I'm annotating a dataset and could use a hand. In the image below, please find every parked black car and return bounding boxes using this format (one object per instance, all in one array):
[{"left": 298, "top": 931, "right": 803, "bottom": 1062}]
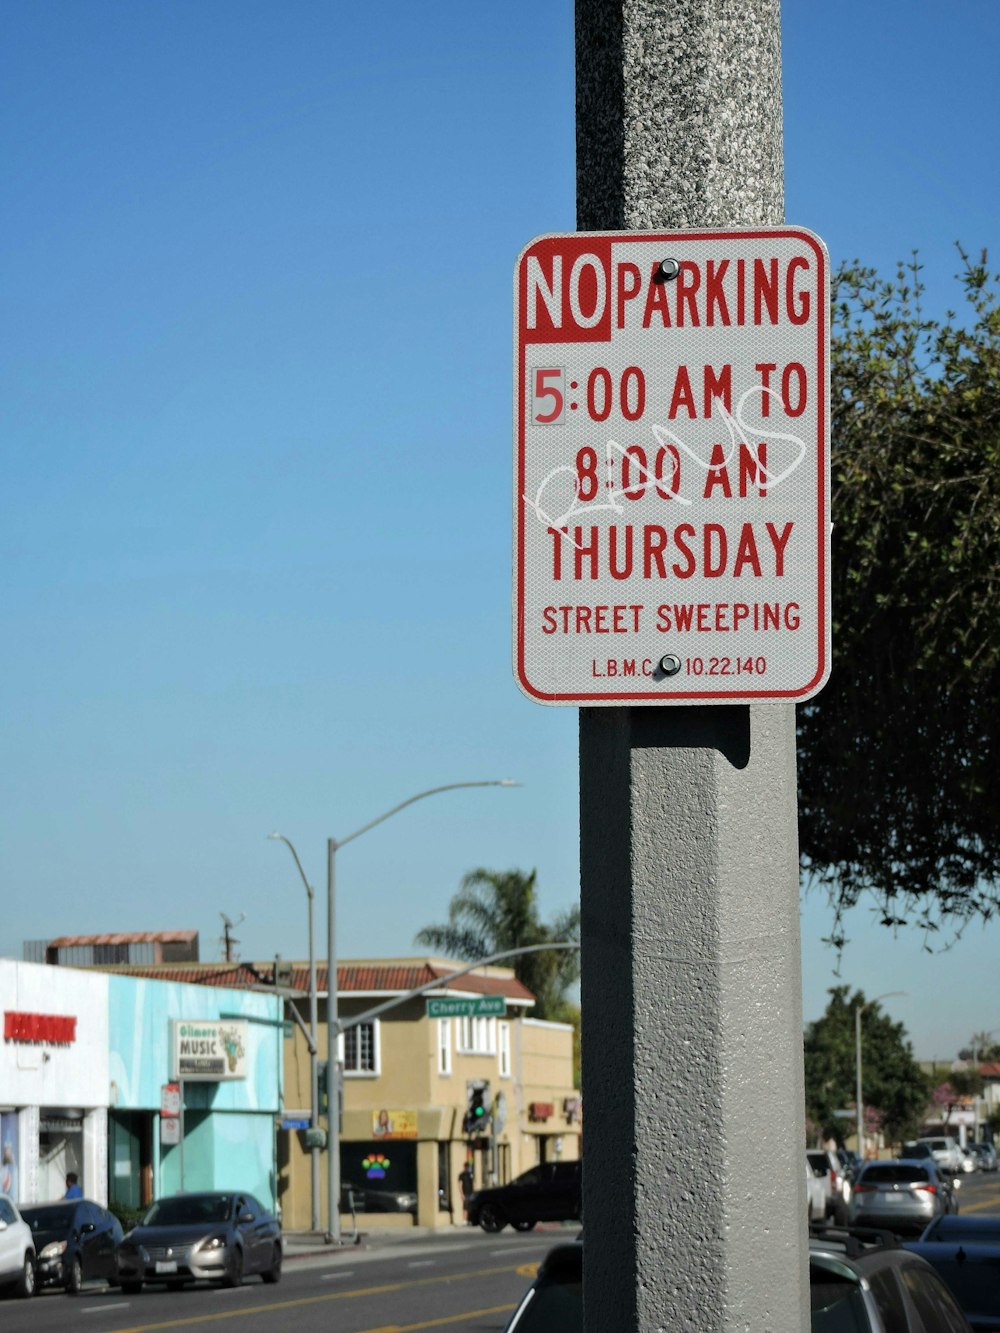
[
  {"left": 341, "top": 1182, "right": 417, "bottom": 1215},
  {"left": 503, "top": 1240, "right": 582, "bottom": 1331},
  {"left": 468, "top": 1161, "right": 581, "bottom": 1233},
  {"left": 19, "top": 1200, "right": 123, "bottom": 1294},
  {"left": 116, "top": 1191, "right": 281, "bottom": 1292}
]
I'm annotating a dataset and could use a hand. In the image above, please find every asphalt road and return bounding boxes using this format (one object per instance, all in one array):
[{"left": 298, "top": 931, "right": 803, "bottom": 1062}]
[
  {"left": 0, "top": 1228, "right": 557, "bottom": 1333},
  {"left": 4, "top": 1178, "right": 999, "bottom": 1333}
]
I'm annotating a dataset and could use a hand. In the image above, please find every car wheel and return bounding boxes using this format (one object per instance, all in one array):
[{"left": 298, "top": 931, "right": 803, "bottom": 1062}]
[
  {"left": 261, "top": 1243, "right": 282, "bottom": 1284},
  {"left": 121, "top": 1280, "right": 143, "bottom": 1295},
  {"left": 66, "top": 1254, "right": 83, "bottom": 1295},
  {"left": 512, "top": 1220, "right": 536, "bottom": 1232},
  {"left": 222, "top": 1247, "right": 244, "bottom": 1288},
  {"left": 478, "top": 1204, "right": 506, "bottom": 1234},
  {"left": 15, "top": 1254, "right": 36, "bottom": 1299}
]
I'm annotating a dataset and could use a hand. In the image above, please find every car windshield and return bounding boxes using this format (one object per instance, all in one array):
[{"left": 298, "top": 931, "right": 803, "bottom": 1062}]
[
  {"left": 507, "top": 1273, "right": 582, "bottom": 1332},
  {"left": 859, "top": 1164, "right": 930, "bottom": 1184},
  {"left": 142, "top": 1196, "right": 232, "bottom": 1226},
  {"left": 21, "top": 1204, "right": 76, "bottom": 1231},
  {"left": 810, "top": 1270, "right": 870, "bottom": 1333}
]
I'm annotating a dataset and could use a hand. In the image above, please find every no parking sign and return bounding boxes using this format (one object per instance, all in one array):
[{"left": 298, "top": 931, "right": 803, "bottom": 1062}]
[{"left": 513, "top": 227, "right": 830, "bottom": 705}]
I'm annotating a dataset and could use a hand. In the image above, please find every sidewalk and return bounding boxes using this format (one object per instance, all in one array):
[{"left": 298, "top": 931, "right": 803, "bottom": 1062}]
[
  {"left": 282, "top": 1221, "right": 570, "bottom": 1261},
  {"left": 282, "top": 1224, "right": 470, "bottom": 1260}
]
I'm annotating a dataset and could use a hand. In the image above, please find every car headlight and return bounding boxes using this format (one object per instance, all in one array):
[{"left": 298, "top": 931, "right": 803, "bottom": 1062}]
[
  {"left": 198, "top": 1235, "right": 228, "bottom": 1251},
  {"left": 39, "top": 1241, "right": 67, "bottom": 1261}
]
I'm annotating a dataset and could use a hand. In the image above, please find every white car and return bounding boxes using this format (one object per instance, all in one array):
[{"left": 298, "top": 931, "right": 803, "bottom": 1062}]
[
  {"left": 806, "top": 1160, "right": 827, "bottom": 1222},
  {"left": 0, "top": 1194, "right": 36, "bottom": 1298},
  {"left": 916, "top": 1136, "right": 964, "bottom": 1174}
]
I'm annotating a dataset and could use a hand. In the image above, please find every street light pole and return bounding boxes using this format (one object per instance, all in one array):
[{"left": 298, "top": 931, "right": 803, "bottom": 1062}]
[
  {"left": 324, "top": 779, "right": 517, "bottom": 1244},
  {"left": 855, "top": 991, "right": 907, "bottom": 1161},
  {"left": 268, "top": 833, "right": 321, "bottom": 1233}
]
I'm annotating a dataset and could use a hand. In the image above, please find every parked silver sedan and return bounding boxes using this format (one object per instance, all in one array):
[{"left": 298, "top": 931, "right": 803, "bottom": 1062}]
[
  {"left": 117, "top": 1192, "right": 281, "bottom": 1292},
  {"left": 848, "top": 1160, "right": 957, "bottom": 1237}
]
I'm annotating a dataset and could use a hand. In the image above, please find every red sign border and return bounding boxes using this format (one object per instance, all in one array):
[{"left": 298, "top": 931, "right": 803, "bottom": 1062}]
[{"left": 513, "top": 226, "right": 830, "bottom": 705}]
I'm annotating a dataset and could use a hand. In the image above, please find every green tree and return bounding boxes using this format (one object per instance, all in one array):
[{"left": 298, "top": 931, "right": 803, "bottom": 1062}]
[
  {"left": 959, "top": 1032, "right": 1000, "bottom": 1063},
  {"left": 804, "top": 987, "right": 929, "bottom": 1144},
  {"left": 414, "top": 867, "right": 580, "bottom": 1020},
  {"left": 797, "top": 252, "right": 1000, "bottom": 939}
]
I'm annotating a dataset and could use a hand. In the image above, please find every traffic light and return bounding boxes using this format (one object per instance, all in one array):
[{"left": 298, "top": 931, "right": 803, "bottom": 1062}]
[{"left": 464, "top": 1080, "right": 491, "bottom": 1135}]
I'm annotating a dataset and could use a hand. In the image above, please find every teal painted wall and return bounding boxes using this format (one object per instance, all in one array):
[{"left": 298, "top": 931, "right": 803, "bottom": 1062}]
[{"left": 107, "top": 976, "right": 282, "bottom": 1209}]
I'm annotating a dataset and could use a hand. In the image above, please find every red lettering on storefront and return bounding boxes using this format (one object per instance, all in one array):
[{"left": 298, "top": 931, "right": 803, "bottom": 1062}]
[{"left": 3, "top": 1011, "right": 77, "bottom": 1044}]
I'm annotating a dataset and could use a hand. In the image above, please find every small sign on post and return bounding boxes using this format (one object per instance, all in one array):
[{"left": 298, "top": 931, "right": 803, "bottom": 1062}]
[
  {"left": 514, "top": 228, "right": 830, "bottom": 705},
  {"left": 160, "top": 1082, "right": 181, "bottom": 1118}
]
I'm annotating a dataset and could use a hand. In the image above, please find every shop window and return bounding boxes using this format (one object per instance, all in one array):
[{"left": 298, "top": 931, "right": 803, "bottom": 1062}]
[
  {"left": 438, "top": 1019, "right": 452, "bottom": 1076},
  {"left": 340, "top": 1138, "right": 416, "bottom": 1211},
  {"left": 339, "top": 1021, "right": 379, "bottom": 1076}
]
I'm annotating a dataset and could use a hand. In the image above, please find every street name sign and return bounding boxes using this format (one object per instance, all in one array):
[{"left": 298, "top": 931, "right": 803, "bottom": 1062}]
[
  {"left": 426, "top": 996, "right": 507, "bottom": 1018},
  {"left": 513, "top": 227, "right": 830, "bottom": 704}
]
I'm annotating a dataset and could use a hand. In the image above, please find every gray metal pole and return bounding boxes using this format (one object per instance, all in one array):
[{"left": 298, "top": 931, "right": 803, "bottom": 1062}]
[
  {"left": 308, "top": 887, "right": 320, "bottom": 1232},
  {"left": 856, "top": 1003, "right": 864, "bottom": 1161},
  {"left": 268, "top": 832, "right": 322, "bottom": 1232},
  {"left": 326, "top": 835, "right": 341, "bottom": 1244},
  {"left": 576, "top": 3, "right": 809, "bottom": 1329}
]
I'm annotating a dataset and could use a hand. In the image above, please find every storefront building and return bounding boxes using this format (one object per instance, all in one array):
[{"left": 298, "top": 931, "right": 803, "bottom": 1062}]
[
  {"left": 1, "top": 960, "right": 110, "bottom": 1205},
  {"left": 279, "top": 958, "right": 582, "bottom": 1231},
  {"left": 107, "top": 975, "right": 282, "bottom": 1214},
  {"left": 1, "top": 959, "right": 282, "bottom": 1213}
]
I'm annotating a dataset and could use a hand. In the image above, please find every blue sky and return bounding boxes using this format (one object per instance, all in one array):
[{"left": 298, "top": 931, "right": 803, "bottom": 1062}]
[{"left": 2, "top": 0, "right": 997, "bottom": 1060}]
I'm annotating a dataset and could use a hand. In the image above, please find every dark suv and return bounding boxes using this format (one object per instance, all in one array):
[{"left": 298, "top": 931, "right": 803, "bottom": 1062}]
[{"left": 468, "top": 1161, "right": 581, "bottom": 1233}]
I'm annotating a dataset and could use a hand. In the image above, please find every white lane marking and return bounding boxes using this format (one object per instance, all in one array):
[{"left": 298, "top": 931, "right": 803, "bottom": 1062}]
[
  {"left": 83, "top": 1304, "right": 131, "bottom": 1313},
  {"left": 408, "top": 1260, "right": 436, "bottom": 1268},
  {"left": 321, "top": 1271, "right": 356, "bottom": 1280}
]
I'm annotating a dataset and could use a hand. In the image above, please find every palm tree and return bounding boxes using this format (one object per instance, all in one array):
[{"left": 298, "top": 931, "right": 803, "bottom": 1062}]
[{"left": 414, "top": 868, "right": 579, "bottom": 1019}]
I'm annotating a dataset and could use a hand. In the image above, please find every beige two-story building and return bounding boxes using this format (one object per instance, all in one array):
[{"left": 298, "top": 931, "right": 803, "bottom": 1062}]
[{"left": 278, "top": 957, "right": 581, "bottom": 1230}]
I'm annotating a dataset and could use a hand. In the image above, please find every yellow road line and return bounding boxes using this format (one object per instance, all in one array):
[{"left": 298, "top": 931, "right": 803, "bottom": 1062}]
[
  {"left": 958, "top": 1193, "right": 1000, "bottom": 1215},
  {"left": 354, "top": 1308, "right": 515, "bottom": 1332},
  {"left": 107, "top": 1263, "right": 526, "bottom": 1333}
]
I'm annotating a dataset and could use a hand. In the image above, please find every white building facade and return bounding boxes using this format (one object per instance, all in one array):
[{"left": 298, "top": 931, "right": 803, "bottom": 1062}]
[{"left": 1, "top": 960, "right": 110, "bottom": 1205}]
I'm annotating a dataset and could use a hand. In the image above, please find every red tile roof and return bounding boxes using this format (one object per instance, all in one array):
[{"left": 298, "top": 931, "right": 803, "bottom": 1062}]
[
  {"left": 86, "top": 958, "right": 536, "bottom": 1003},
  {"left": 980, "top": 1062, "right": 1000, "bottom": 1079},
  {"left": 48, "top": 931, "right": 198, "bottom": 947}
]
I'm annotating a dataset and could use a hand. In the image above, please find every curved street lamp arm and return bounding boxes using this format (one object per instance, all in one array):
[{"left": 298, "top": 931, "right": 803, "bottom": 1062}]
[
  {"left": 268, "top": 832, "right": 315, "bottom": 901},
  {"left": 333, "top": 780, "right": 518, "bottom": 851}
]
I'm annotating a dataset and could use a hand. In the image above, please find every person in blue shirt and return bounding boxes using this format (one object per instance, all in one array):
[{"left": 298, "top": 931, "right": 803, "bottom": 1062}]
[{"left": 64, "top": 1172, "right": 83, "bottom": 1199}]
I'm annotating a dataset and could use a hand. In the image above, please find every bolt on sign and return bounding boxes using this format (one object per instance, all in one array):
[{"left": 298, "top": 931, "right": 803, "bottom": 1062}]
[{"left": 513, "top": 228, "right": 831, "bottom": 704}]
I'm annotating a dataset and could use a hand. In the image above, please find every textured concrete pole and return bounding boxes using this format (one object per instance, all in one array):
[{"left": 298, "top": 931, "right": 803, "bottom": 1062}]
[{"left": 576, "top": 3, "right": 810, "bottom": 1329}]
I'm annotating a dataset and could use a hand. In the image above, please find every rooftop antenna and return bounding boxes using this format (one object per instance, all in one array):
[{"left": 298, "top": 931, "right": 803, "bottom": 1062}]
[{"left": 219, "top": 913, "right": 245, "bottom": 963}]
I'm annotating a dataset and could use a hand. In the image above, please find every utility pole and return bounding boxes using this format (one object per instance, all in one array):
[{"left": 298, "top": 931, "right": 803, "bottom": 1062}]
[{"left": 575, "top": 3, "right": 809, "bottom": 1328}]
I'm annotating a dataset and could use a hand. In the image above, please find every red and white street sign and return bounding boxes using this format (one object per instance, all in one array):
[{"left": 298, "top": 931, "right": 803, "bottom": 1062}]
[{"left": 513, "top": 227, "right": 831, "bottom": 705}]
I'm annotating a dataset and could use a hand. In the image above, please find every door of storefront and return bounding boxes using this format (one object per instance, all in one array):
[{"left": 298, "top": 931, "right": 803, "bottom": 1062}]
[
  {"left": 109, "top": 1112, "right": 154, "bottom": 1212},
  {"left": 38, "top": 1109, "right": 83, "bottom": 1202}
]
